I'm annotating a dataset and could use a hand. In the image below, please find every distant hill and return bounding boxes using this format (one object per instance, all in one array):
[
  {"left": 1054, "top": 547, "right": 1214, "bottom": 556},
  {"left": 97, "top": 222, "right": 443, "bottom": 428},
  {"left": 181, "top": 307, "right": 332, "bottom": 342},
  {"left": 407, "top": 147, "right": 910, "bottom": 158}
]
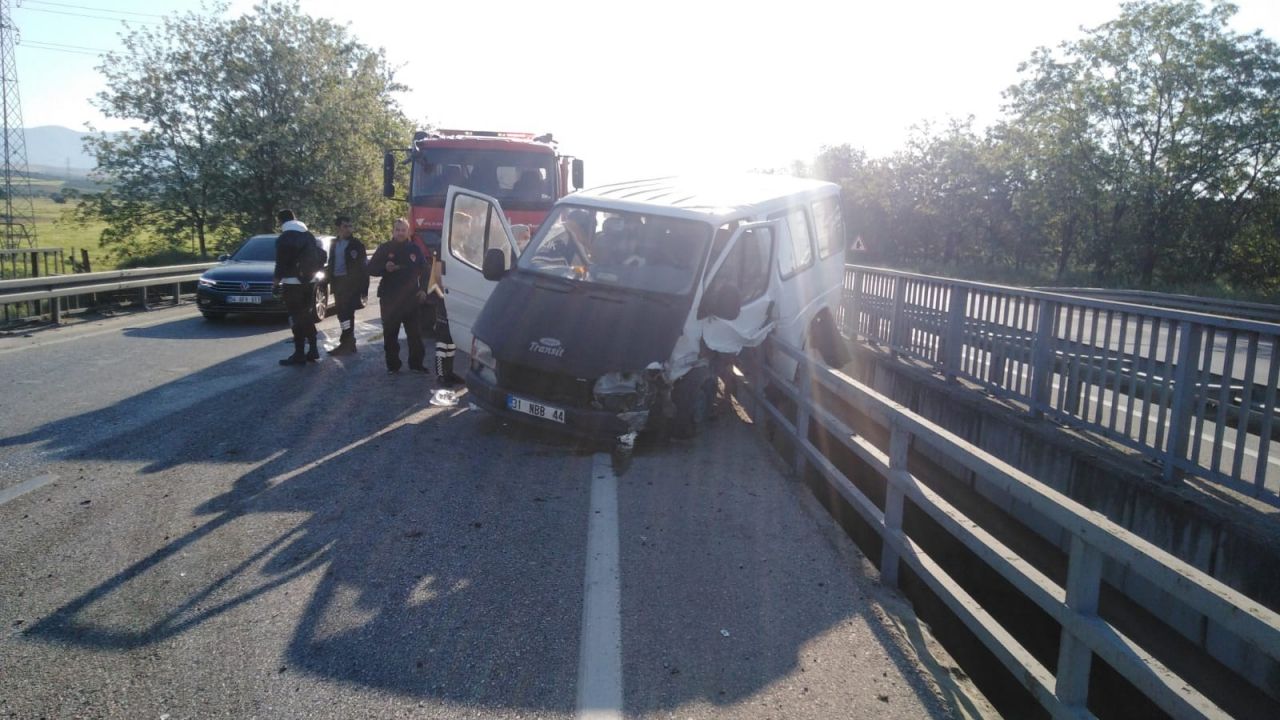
[{"left": 22, "top": 125, "right": 103, "bottom": 171}]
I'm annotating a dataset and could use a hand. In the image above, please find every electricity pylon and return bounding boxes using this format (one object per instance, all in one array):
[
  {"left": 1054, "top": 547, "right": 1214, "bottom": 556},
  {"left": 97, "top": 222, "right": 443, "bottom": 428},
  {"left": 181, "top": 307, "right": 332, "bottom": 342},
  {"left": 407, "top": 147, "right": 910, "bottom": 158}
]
[{"left": 0, "top": 0, "right": 37, "bottom": 249}]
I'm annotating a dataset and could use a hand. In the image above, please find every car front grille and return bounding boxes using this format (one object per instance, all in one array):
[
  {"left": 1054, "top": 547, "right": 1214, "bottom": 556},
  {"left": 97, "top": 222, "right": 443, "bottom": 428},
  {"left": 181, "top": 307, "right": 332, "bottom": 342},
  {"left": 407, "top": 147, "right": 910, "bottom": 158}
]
[
  {"left": 498, "top": 361, "right": 593, "bottom": 408},
  {"left": 212, "top": 280, "right": 274, "bottom": 292}
]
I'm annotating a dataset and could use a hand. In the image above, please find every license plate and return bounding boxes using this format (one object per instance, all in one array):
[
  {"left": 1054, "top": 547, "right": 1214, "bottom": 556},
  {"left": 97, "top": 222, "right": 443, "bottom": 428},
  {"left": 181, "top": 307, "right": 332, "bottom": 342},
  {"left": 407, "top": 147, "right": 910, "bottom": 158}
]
[
  {"left": 507, "top": 394, "right": 565, "bottom": 424},
  {"left": 227, "top": 295, "right": 262, "bottom": 304}
]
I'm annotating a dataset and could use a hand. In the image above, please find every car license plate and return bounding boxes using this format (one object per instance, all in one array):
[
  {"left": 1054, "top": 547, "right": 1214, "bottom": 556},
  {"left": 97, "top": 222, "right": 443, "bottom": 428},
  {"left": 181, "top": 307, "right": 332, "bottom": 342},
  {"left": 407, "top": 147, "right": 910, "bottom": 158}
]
[
  {"left": 227, "top": 295, "right": 262, "bottom": 304},
  {"left": 507, "top": 394, "right": 565, "bottom": 424}
]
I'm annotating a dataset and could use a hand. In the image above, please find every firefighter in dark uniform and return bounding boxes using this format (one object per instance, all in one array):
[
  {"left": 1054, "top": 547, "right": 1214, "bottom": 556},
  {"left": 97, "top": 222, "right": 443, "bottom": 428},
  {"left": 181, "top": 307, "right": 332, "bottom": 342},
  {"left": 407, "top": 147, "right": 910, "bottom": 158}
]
[
  {"left": 325, "top": 215, "right": 368, "bottom": 355},
  {"left": 367, "top": 218, "right": 426, "bottom": 374}
]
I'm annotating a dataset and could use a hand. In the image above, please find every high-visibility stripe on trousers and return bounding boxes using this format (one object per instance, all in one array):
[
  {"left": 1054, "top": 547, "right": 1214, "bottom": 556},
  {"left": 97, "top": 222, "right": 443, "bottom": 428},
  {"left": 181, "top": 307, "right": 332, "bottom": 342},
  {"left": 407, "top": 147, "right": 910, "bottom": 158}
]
[{"left": 435, "top": 342, "right": 456, "bottom": 358}]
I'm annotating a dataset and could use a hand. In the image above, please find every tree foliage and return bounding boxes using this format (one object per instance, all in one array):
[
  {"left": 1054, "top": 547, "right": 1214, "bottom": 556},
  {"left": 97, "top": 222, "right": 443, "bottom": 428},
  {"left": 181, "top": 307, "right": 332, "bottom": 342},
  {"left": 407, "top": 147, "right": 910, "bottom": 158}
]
[
  {"left": 814, "top": 0, "right": 1280, "bottom": 294},
  {"left": 80, "top": 1, "right": 412, "bottom": 259}
]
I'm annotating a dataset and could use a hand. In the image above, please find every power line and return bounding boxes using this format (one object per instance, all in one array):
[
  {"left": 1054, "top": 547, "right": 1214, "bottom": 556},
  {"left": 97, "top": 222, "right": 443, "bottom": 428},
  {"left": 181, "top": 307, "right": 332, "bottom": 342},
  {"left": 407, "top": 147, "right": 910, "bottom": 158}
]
[
  {"left": 20, "top": 0, "right": 164, "bottom": 19},
  {"left": 22, "top": 38, "right": 110, "bottom": 52},
  {"left": 19, "top": 41, "right": 101, "bottom": 55},
  {"left": 14, "top": 4, "right": 157, "bottom": 25}
]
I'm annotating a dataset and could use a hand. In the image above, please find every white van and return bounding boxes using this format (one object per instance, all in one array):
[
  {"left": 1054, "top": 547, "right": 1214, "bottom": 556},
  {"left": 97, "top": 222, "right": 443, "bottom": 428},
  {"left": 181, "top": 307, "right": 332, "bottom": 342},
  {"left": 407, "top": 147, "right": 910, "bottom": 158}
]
[{"left": 441, "top": 174, "right": 849, "bottom": 442}]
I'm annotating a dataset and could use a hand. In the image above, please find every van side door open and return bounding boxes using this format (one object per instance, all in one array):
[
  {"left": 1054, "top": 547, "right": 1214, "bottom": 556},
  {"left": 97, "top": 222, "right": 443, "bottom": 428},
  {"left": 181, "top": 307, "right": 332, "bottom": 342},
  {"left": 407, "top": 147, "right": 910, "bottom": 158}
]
[
  {"left": 442, "top": 186, "right": 518, "bottom": 355},
  {"left": 700, "top": 221, "right": 777, "bottom": 353}
]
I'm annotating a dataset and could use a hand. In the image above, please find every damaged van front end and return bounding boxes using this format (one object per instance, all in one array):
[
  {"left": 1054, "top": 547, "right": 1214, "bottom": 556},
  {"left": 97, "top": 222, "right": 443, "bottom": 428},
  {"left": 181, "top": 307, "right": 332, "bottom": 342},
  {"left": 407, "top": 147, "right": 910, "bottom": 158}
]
[
  {"left": 464, "top": 264, "right": 708, "bottom": 445},
  {"left": 447, "top": 175, "right": 843, "bottom": 446}
]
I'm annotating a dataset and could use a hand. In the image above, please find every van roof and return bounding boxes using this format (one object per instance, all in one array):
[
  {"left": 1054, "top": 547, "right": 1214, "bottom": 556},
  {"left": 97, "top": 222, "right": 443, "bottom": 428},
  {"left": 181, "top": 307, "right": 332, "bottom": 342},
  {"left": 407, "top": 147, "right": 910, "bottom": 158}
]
[{"left": 567, "top": 174, "right": 839, "bottom": 222}]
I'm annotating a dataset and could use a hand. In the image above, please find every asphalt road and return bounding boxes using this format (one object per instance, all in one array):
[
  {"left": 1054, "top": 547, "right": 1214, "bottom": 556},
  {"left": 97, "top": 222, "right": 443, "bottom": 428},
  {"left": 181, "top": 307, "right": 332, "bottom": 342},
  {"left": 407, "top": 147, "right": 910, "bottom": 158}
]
[{"left": 0, "top": 300, "right": 975, "bottom": 719}]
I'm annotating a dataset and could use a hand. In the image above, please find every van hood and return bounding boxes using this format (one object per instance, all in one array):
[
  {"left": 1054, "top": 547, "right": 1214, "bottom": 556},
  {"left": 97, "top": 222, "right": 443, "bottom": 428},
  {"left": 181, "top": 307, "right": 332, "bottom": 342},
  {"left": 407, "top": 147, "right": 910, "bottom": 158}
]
[{"left": 473, "top": 273, "right": 690, "bottom": 379}]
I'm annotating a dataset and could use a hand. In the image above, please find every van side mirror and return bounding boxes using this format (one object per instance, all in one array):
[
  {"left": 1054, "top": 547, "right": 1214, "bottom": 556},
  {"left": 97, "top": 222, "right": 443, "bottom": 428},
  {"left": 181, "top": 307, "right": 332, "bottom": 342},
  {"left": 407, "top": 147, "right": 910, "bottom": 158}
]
[
  {"left": 572, "top": 159, "right": 584, "bottom": 190},
  {"left": 482, "top": 247, "right": 508, "bottom": 281},
  {"left": 704, "top": 284, "right": 742, "bottom": 321},
  {"left": 382, "top": 152, "right": 396, "bottom": 198},
  {"left": 218, "top": 253, "right": 230, "bottom": 262}
]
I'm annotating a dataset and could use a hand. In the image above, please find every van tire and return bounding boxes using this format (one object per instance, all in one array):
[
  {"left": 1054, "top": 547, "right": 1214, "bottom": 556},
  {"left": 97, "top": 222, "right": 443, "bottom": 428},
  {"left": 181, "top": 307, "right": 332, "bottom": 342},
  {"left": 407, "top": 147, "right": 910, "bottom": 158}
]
[
  {"left": 810, "top": 310, "right": 851, "bottom": 368},
  {"left": 670, "top": 367, "right": 715, "bottom": 439}
]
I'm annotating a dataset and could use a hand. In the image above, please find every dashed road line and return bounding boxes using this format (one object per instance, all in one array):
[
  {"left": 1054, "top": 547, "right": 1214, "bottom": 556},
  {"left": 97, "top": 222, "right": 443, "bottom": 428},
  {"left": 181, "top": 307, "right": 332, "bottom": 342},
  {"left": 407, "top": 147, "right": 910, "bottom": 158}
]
[{"left": 577, "top": 453, "right": 623, "bottom": 720}]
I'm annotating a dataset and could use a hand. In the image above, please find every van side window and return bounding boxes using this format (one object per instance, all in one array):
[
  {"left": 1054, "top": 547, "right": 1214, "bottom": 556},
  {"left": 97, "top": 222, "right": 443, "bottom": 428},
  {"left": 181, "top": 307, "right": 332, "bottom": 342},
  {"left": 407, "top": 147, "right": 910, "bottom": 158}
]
[
  {"left": 450, "top": 194, "right": 510, "bottom": 270},
  {"left": 773, "top": 207, "right": 814, "bottom": 279},
  {"left": 707, "top": 227, "right": 772, "bottom": 306},
  {"left": 811, "top": 196, "right": 844, "bottom": 259},
  {"left": 710, "top": 221, "right": 741, "bottom": 265},
  {"left": 737, "top": 227, "right": 772, "bottom": 301}
]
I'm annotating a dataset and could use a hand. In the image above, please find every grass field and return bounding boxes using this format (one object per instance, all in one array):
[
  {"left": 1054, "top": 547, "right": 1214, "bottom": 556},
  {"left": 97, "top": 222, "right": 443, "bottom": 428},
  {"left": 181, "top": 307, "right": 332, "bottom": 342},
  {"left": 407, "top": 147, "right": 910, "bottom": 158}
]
[{"left": 15, "top": 177, "right": 112, "bottom": 272}]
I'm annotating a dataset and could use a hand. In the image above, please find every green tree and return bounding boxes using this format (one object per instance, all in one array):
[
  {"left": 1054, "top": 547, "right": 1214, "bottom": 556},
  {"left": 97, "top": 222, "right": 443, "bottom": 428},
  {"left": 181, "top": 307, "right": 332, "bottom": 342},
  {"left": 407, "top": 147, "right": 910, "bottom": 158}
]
[
  {"left": 81, "top": 1, "right": 411, "bottom": 259},
  {"left": 1011, "top": 0, "right": 1280, "bottom": 286}
]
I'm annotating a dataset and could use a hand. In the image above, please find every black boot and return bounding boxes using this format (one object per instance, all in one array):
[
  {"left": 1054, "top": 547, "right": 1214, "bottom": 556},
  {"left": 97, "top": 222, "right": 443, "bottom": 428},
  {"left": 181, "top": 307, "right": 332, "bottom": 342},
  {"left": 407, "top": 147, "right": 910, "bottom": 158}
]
[
  {"left": 281, "top": 335, "right": 306, "bottom": 366},
  {"left": 329, "top": 329, "right": 356, "bottom": 355},
  {"left": 306, "top": 337, "right": 320, "bottom": 362},
  {"left": 436, "top": 353, "right": 464, "bottom": 388}
]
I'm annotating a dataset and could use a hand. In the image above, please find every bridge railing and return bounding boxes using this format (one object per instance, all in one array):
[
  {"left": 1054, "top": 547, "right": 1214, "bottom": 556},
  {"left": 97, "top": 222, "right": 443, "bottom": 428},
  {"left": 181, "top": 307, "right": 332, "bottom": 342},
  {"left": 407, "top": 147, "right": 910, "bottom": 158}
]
[
  {"left": 842, "top": 265, "right": 1280, "bottom": 507},
  {"left": 734, "top": 336, "right": 1280, "bottom": 719},
  {"left": 0, "top": 262, "right": 217, "bottom": 323}
]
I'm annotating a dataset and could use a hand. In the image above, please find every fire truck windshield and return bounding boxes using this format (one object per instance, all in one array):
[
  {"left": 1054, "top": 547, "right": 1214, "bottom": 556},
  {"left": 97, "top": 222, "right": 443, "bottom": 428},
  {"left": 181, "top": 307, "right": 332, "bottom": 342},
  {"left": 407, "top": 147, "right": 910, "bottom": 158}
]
[{"left": 410, "top": 149, "right": 557, "bottom": 209}]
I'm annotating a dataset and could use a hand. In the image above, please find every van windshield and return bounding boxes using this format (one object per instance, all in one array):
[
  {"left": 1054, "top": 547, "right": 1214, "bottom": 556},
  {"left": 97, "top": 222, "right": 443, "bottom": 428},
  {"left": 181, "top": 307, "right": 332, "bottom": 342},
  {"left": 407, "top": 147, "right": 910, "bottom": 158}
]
[{"left": 518, "top": 206, "right": 711, "bottom": 296}]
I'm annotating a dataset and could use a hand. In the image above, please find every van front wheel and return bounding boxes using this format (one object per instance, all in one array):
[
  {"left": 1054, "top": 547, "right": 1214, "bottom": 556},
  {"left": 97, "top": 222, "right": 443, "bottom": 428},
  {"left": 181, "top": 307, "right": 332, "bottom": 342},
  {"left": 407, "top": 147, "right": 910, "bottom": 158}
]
[{"left": 670, "top": 368, "right": 715, "bottom": 439}]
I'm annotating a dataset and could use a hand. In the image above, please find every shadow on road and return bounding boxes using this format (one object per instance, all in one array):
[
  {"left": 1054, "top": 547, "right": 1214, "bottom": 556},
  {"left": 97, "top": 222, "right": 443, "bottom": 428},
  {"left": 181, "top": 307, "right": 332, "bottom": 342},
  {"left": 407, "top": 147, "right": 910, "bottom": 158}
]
[
  {"left": 122, "top": 312, "right": 288, "bottom": 340},
  {"left": 10, "top": 335, "right": 948, "bottom": 716}
]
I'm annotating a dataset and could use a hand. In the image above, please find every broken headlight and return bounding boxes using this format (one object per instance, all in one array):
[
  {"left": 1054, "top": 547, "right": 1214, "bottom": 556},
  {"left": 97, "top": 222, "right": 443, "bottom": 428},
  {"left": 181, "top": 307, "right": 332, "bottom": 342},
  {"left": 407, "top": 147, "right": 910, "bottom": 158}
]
[
  {"left": 471, "top": 337, "right": 497, "bottom": 385},
  {"left": 592, "top": 371, "right": 651, "bottom": 413}
]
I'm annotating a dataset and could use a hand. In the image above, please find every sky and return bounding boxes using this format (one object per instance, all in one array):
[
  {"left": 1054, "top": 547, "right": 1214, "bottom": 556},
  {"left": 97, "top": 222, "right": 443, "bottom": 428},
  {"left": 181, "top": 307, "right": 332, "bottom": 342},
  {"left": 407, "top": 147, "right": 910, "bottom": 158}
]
[{"left": 12, "top": 0, "right": 1280, "bottom": 186}]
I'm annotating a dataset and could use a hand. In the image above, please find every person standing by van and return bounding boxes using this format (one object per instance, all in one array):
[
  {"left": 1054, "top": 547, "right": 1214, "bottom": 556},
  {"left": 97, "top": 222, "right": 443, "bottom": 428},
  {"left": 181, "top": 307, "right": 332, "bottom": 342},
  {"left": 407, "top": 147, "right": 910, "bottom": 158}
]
[
  {"left": 367, "top": 218, "right": 426, "bottom": 374},
  {"left": 326, "top": 216, "right": 368, "bottom": 356},
  {"left": 416, "top": 211, "right": 466, "bottom": 388},
  {"left": 273, "top": 209, "right": 325, "bottom": 366}
]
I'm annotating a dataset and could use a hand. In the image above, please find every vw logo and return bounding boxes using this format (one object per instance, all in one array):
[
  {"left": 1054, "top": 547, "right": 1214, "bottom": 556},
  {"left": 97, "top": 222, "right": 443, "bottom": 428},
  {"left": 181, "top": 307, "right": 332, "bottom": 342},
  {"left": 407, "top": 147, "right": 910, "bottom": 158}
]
[{"left": 239, "top": 281, "right": 250, "bottom": 291}]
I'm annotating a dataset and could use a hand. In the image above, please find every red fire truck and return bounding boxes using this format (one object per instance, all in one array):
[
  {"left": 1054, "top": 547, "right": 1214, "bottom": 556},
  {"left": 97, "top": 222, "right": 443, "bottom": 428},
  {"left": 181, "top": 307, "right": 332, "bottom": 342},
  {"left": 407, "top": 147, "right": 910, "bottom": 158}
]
[{"left": 383, "top": 129, "right": 584, "bottom": 247}]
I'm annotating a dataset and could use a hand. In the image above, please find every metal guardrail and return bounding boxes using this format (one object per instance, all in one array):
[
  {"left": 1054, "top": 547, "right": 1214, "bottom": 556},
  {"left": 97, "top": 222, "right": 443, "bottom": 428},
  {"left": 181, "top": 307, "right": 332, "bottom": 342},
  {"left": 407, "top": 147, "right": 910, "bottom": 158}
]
[
  {"left": 1039, "top": 287, "right": 1280, "bottom": 324},
  {"left": 734, "top": 336, "right": 1280, "bottom": 719},
  {"left": 842, "top": 265, "right": 1280, "bottom": 507},
  {"left": 0, "top": 262, "right": 217, "bottom": 323}
]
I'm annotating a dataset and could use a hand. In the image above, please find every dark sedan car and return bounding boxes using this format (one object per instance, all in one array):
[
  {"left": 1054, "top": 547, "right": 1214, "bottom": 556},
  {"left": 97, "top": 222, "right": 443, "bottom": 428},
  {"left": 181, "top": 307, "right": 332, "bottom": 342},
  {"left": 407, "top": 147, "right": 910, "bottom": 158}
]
[{"left": 195, "top": 233, "right": 336, "bottom": 321}]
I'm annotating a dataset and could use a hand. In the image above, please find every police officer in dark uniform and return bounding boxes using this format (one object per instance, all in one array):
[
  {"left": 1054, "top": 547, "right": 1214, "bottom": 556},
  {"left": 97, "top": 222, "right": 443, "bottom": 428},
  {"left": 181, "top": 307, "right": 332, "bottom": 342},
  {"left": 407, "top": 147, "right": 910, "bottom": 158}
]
[
  {"left": 272, "top": 209, "right": 326, "bottom": 366},
  {"left": 326, "top": 215, "right": 368, "bottom": 355},
  {"left": 367, "top": 217, "right": 426, "bottom": 374}
]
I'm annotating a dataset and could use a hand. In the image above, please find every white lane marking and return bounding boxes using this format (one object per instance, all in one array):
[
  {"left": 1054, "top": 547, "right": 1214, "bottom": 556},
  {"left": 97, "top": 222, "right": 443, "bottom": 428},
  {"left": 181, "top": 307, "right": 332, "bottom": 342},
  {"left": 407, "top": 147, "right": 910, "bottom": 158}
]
[
  {"left": 0, "top": 473, "right": 59, "bottom": 507},
  {"left": 577, "top": 454, "right": 623, "bottom": 720},
  {"left": 0, "top": 309, "right": 199, "bottom": 356}
]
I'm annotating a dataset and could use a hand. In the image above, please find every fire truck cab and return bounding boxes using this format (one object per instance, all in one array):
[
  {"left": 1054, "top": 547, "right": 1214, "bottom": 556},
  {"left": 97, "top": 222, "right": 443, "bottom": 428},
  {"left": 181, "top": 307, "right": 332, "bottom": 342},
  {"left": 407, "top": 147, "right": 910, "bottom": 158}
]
[{"left": 383, "top": 129, "right": 584, "bottom": 249}]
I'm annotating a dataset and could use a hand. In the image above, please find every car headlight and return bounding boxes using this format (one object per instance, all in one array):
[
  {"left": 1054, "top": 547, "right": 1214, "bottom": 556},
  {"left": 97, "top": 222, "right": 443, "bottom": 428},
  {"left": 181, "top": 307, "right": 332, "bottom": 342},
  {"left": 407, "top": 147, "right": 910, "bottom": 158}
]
[
  {"left": 470, "top": 338, "right": 497, "bottom": 385},
  {"left": 471, "top": 337, "right": 496, "bottom": 371},
  {"left": 593, "top": 371, "right": 650, "bottom": 412},
  {"left": 197, "top": 277, "right": 218, "bottom": 288}
]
